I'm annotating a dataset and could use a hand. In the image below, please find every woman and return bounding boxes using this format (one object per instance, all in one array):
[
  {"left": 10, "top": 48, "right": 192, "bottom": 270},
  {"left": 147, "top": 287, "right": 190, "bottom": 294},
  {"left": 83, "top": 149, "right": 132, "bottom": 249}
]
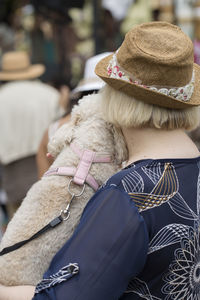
[{"left": 1, "top": 21, "right": 200, "bottom": 299}]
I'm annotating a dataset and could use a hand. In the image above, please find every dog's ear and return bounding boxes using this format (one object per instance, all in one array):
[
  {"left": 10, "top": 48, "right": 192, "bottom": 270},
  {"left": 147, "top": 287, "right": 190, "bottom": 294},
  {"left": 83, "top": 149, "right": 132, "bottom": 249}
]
[
  {"left": 70, "top": 94, "right": 101, "bottom": 126},
  {"left": 48, "top": 94, "right": 100, "bottom": 158},
  {"left": 70, "top": 110, "right": 82, "bottom": 127},
  {"left": 47, "top": 120, "right": 74, "bottom": 158},
  {"left": 111, "top": 125, "right": 128, "bottom": 165},
  {"left": 70, "top": 100, "right": 84, "bottom": 127}
]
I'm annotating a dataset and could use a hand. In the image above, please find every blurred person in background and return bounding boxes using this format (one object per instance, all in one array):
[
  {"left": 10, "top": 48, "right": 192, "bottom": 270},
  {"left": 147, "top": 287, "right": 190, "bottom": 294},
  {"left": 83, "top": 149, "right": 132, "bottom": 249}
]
[
  {"left": 0, "top": 164, "right": 7, "bottom": 241},
  {"left": 0, "top": 50, "right": 65, "bottom": 219},
  {"left": 0, "top": 23, "right": 15, "bottom": 55},
  {"left": 30, "top": 0, "right": 85, "bottom": 87},
  {"left": 1, "top": 21, "right": 200, "bottom": 300},
  {"left": 36, "top": 52, "right": 111, "bottom": 178},
  {"left": 101, "top": 0, "right": 134, "bottom": 51}
]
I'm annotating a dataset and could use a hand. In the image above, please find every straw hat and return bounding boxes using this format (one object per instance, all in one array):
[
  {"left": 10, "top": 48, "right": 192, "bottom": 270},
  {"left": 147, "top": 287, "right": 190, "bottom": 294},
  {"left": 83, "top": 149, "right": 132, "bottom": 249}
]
[
  {"left": 95, "top": 22, "right": 200, "bottom": 109},
  {"left": 72, "top": 52, "right": 112, "bottom": 94},
  {"left": 0, "top": 51, "right": 45, "bottom": 81}
]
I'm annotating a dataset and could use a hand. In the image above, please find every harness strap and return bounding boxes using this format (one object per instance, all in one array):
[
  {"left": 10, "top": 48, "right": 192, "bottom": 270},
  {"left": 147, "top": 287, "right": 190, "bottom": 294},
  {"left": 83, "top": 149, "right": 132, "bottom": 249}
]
[
  {"left": 73, "top": 148, "right": 95, "bottom": 186},
  {"left": 44, "top": 167, "right": 99, "bottom": 191},
  {"left": 0, "top": 145, "right": 112, "bottom": 256},
  {"left": 44, "top": 142, "right": 112, "bottom": 191},
  {"left": 70, "top": 142, "right": 112, "bottom": 163}
]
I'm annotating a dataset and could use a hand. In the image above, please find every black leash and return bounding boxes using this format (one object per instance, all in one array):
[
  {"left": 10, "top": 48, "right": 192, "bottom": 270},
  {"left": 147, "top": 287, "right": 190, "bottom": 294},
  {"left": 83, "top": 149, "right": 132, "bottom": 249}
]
[
  {"left": 0, "top": 180, "right": 85, "bottom": 257},
  {"left": 0, "top": 215, "right": 63, "bottom": 256}
]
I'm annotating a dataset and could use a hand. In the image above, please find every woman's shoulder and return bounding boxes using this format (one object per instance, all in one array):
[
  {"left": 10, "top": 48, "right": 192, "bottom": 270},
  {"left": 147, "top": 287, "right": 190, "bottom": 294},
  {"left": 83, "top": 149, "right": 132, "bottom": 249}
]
[
  {"left": 102, "top": 156, "right": 200, "bottom": 203},
  {"left": 101, "top": 159, "right": 156, "bottom": 193}
]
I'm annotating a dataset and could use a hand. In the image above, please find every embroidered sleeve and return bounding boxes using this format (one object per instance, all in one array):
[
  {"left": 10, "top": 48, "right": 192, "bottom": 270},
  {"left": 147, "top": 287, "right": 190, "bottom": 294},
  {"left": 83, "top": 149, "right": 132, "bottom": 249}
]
[
  {"left": 35, "top": 263, "right": 79, "bottom": 294},
  {"left": 32, "top": 187, "right": 149, "bottom": 300}
]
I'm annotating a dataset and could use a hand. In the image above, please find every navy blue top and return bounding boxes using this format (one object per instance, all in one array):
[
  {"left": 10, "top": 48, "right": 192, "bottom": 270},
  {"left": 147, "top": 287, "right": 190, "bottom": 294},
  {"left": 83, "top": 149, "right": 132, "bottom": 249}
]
[{"left": 33, "top": 157, "right": 200, "bottom": 299}]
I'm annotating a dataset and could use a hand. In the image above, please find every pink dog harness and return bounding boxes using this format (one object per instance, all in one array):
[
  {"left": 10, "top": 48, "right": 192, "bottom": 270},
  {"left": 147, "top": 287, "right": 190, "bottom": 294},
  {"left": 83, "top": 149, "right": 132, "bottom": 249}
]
[
  {"left": 0, "top": 143, "right": 112, "bottom": 256},
  {"left": 44, "top": 142, "right": 112, "bottom": 191}
]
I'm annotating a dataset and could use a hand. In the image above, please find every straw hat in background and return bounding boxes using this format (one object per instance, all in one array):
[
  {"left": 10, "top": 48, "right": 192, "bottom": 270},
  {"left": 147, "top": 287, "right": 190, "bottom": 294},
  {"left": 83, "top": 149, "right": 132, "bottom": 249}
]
[
  {"left": 95, "top": 22, "right": 200, "bottom": 109},
  {"left": 72, "top": 52, "right": 112, "bottom": 95},
  {"left": 0, "top": 51, "right": 45, "bottom": 81}
]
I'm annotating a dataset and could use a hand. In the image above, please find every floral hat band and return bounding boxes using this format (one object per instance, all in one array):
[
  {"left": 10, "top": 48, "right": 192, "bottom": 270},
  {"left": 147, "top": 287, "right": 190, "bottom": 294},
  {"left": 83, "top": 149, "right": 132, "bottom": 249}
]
[
  {"left": 107, "top": 51, "right": 195, "bottom": 103},
  {"left": 95, "top": 22, "right": 200, "bottom": 109}
]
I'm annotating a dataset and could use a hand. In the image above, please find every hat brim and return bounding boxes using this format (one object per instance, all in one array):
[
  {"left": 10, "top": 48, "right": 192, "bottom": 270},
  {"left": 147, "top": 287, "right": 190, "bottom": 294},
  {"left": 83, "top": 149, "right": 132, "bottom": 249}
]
[
  {"left": 95, "top": 53, "right": 200, "bottom": 109},
  {"left": 0, "top": 64, "right": 45, "bottom": 81}
]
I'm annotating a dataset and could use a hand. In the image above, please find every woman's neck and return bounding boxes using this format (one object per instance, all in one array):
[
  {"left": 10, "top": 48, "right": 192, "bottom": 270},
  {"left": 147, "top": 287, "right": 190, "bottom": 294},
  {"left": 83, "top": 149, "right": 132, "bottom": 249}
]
[{"left": 121, "top": 127, "right": 200, "bottom": 166}]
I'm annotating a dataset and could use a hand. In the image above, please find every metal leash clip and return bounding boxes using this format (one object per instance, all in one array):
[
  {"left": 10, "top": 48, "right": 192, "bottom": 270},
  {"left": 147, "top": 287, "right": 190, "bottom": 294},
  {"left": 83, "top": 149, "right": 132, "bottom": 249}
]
[{"left": 60, "top": 179, "right": 86, "bottom": 221}]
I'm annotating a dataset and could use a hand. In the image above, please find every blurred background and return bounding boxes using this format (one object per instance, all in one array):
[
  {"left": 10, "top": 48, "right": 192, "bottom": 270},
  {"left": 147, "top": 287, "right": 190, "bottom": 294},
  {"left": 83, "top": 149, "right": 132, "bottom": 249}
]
[
  {"left": 1, "top": 0, "right": 200, "bottom": 238},
  {"left": 1, "top": 0, "right": 200, "bottom": 88}
]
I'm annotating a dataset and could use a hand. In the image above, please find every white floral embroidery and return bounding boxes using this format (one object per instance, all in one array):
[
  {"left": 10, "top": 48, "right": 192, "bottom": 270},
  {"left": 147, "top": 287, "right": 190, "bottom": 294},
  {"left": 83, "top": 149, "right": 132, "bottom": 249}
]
[
  {"left": 107, "top": 52, "right": 195, "bottom": 102},
  {"left": 162, "top": 228, "right": 200, "bottom": 299},
  {"left": 168, "top": 192, "right": 198, "bottom": 221},
  {"left": 123, "top": 160, "right": 200, "bottom": 299},
  {"left": 161, "top": 163, "right": 200, "bottom": 299},
  {"left": 148, "top": 223, "right": 190, "bottom": 254},
  {"left": 35, "top": 263, "right": 79, "bottom": 293},
  {"left": 122, "top": 170, "right": 144, "bottom": 193},
  {"left": 142, "top": 162, "right": 163, "bottom": 185},
  {"left": 125, "top": 277, "right": 162, "bottom": 299}
]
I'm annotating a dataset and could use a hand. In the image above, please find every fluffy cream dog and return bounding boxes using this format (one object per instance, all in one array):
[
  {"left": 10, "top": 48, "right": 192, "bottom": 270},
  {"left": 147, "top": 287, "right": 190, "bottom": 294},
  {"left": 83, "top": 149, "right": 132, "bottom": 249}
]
[{"left": 0, "top": 94, "right": 127, "bottom": 286}]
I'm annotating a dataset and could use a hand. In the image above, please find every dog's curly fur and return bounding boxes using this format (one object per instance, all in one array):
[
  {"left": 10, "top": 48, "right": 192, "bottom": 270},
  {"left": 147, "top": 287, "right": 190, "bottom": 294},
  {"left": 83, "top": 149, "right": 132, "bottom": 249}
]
[{"left": 0, "top": 94, "right": 127, "bottom": 286}]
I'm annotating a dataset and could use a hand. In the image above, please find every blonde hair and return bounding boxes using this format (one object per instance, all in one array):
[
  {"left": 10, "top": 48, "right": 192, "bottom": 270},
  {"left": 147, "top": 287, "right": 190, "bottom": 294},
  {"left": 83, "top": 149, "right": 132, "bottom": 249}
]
[{"left": 100, "top": 85, "right": 200, "bottom": 131}]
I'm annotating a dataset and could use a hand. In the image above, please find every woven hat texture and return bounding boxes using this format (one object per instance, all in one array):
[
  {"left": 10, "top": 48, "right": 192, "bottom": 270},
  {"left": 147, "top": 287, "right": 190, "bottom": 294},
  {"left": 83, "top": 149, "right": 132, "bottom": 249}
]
[
  {"left": 0, "top": 51, "right": 45, "bottom": 81},
  {"left": 95, "top": 21, "right": 200, "bottom": 109}
]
